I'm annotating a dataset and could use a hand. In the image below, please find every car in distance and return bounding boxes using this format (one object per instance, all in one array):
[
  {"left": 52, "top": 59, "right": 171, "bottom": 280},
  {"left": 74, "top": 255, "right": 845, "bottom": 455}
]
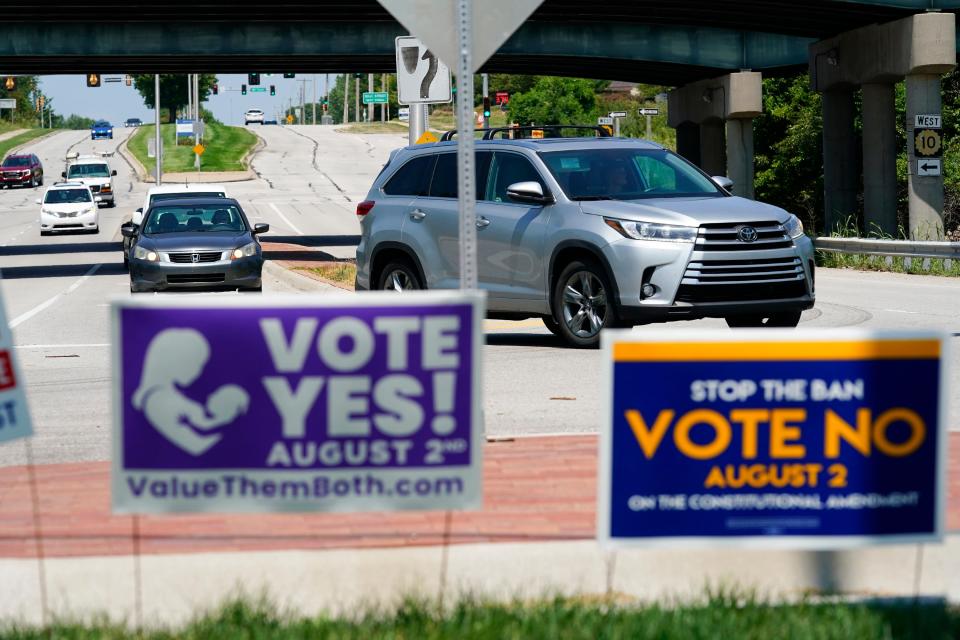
[
  {"left": 37, "top": 182, "right": 101, "bottom": 235},
  {"left": 124, "top": 118, "right": 142, "bottom": 127},
  {"left": 244, "top": 109, "right": 265, "bottom": 125},
  {"left": 354, "top": 129, "right": 815, "bottom": 347},
  {"left": 122, "top": 197, "right": 269, "bottom": 293},
  {"left": 0, "top": 154, "right": 43, "bottom": 188},
  {"left": 62, "top": 155, "right": 117, "bottom": 207},
  {"left": 124, "top": 183, "right": 230, "bottom": 266},
  {"left": 91, "top": 120, "right": 114, "bottom": 140}
]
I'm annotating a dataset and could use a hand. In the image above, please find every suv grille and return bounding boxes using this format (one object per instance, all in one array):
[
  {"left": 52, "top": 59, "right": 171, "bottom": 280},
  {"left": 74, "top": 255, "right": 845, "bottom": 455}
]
[
  {"left": 677, "top": 220, "right": 808, "bottom": 304},
  {"left": 168, "top": 251, "right": 222, "bottom": 263},
  {"left": 695, "top": 221, "right": 792, "bottom": 251}
]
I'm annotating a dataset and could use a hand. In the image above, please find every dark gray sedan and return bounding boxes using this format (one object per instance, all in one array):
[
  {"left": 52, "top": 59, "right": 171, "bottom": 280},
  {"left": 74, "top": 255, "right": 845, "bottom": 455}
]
[{"left": 121, "top": 197, "right": 269, "bottom": 293}]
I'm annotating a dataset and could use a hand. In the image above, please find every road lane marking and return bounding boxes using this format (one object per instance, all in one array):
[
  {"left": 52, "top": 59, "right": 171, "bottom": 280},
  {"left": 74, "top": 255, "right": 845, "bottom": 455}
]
[
  {"left": 268, "top": 202, "right": 304, "bottom": 236},
  {"left": 15, "top": 343, "right": 109, "bottom": 349},
  {"left": 9, "top": 263, "right": 102, "bottom": 328}
]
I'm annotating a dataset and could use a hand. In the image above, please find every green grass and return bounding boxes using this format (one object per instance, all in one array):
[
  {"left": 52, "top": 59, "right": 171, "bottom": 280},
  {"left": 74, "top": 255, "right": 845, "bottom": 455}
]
[
  {"left": 338, "top": 121, "right": 410, "bottom": 134},
  {"left": 0, "top": 128, "right": 54, "bottom": 161},
  {"left": 127, "top": 122, "right": 257, "bottom": 173},
  {"left": 3, "top": 594, "right": 959, "bottom": 639},
  {"left": 815, "top": 215, "right": 960, "bottom": 277}
]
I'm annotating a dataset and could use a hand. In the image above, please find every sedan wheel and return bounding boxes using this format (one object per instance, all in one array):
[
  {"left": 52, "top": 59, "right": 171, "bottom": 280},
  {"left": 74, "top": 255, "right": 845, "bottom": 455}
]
[
  {"left": 552, "top": 260, "right": 615, "bottom": 348},
  {"left": 377, "top": 261, "right": 422, "bottom": 291}
]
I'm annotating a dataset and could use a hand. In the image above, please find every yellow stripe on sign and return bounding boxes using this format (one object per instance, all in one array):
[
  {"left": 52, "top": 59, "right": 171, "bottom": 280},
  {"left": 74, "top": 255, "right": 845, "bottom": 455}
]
[{"left": 613, "top": 340, "right": 941, "bottom": 362}]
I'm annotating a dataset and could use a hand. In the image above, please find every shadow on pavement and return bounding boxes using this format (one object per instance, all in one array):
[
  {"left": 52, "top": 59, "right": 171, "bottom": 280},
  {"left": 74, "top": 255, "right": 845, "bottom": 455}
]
[
  {"left": 262, "top": 234, "right": 360, "bottom": 247},
  {"left": 485, "top": 332, "right": 566, "bottom": 348},
  {"left": 0, "top": 241, "right": 123, "bottom": 256},
  {"left": 0, "top": 262, "right": 126, "bottom": 279},
  {"left": 263, "top": 249, "right": 342, "bottom": 262}
]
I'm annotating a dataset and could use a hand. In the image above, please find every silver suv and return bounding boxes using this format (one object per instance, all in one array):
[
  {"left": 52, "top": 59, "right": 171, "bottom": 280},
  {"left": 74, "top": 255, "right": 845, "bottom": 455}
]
[{"left": 355, "top": 132, "right": 815, "bottom": 347}]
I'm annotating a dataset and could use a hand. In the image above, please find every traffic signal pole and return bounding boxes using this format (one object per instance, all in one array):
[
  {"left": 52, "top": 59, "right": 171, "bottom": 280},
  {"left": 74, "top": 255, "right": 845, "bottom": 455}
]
[
  {"left": 482, "top": 73, "right": 489, "bottom": 129},
  {"left": 154, "top": 74, "right": 162, "bottom": 186}
]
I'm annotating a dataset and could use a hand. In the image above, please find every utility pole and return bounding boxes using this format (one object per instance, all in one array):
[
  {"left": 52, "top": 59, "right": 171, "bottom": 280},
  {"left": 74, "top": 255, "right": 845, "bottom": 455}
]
[
  {"left": 367, "top": 73, "right": 375, "bottom": 123},
  {"left": 186, "top": 74, "right": 192, "bottom": 122},
  {"left": 381, "top": 73, "right": 387, "bottom": 122},
  {"left": 300, "top": 81, "right": 306, "bottom": 126},
  {"left": 343, "top": 73, "right": 349, "bottom": 125},
  {"left": 482, "top": 73, "right": 489, "bottom": 129},
  {"left": 312, "top": 74, "right": 317, "bottom": 125},
  {"left": 354, "top": 74, "right": 360, "bottom": 123},
  {"left": 155, "top": 74, "right": 162, "bottom": 186}
]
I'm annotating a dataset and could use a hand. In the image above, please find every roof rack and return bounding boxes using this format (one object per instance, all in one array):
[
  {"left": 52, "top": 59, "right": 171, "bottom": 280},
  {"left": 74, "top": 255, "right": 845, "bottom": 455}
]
[{"left": 439, "top": 125, "right": 613, "bottom": 142}]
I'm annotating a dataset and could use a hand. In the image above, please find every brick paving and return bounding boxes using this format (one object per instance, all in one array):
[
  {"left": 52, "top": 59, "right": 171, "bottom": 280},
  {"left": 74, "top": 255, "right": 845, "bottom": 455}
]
[{"left": 0, "top": 434, "right": 955, "bottom": 559}]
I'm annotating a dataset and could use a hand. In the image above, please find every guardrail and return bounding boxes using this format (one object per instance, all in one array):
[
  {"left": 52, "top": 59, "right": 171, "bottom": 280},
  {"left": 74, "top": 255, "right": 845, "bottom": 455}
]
[{"left": 815, "top": 237, "right": 960, "bottom": 260}]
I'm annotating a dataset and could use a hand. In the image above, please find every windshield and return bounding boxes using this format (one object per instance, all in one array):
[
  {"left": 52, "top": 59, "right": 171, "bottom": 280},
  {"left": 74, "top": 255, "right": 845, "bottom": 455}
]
[
  {"left": 93, "top": 122, "right": 111, "bottom": 128},
  {"left": 44, "top": 189, "right": 91, "bottom": 204},
  {"left": 540, "top": 148, "right": 723, "bottom": 201},
  {"left": 2, "top": 157, "right": 30, "bottom": 167},
  {"left": 149, "top": 192, "right": 226, "bottom": 206},
  {"left": 144, "top": 204, "right": 247, "bottom": 234},
  {"left": 67, "top": 164, "right": 110, "bottom": 178}
]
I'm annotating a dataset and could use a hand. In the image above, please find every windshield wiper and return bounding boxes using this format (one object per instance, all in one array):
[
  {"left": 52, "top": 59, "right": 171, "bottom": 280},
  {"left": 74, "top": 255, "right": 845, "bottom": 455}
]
[{"left": 571, "top": 195, "right": 614, "bottom": 201}]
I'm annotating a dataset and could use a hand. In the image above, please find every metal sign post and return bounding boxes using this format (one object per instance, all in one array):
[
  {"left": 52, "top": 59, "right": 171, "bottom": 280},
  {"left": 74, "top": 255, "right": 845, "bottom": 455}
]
[{"left": 456, "top": 0, "right": 477, "bottom": 290}]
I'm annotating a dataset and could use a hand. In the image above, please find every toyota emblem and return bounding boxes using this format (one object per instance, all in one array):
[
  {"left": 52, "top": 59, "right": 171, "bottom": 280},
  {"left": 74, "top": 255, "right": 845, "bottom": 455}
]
[
  {"left": 191, "top": 253, "right": 200, "bottom": 263},
  {"left": 737, "top": 226, "right": 759, "bottom": 243}
]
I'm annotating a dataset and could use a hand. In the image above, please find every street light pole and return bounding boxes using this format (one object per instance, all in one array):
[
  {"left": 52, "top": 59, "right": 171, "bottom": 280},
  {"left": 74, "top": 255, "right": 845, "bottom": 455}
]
[
  {"left": 367, "top": 73, "right": 374, "bottom": 123},
  {"left": 154, "top": 74, "right": 162, "bottom": 186},
  {"left": 343, "top": 73, "right": 349, "bottom": 125},
  {"left": 354, "top": 75, "right": 360, "bottom": 123},
  {"left": 312, "top": 74, "right": 317, "bottom": 125}
]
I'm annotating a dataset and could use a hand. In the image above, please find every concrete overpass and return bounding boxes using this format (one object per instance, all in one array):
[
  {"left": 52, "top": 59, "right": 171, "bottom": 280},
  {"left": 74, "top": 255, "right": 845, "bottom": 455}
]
[{"left": 1, "top": 0, "right": 958, "bottom": 236}]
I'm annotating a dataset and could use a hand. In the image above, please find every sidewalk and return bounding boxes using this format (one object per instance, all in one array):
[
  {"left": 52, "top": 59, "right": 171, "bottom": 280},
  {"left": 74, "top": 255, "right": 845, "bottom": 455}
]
[{"left": 0, "top": 434, "right": 956, "bottom": 559}]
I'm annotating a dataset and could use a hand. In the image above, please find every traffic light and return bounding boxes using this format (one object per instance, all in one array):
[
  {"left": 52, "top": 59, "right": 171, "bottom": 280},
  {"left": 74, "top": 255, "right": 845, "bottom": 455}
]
[
  {"left": 34, "top": 97, "right": 40, "bottom": 112},
  {"left": 241, "top": 84, "right": 247, "bottom": 95},
  {"left": 270, "top": 85, "right": 276, "bottom": 96},
  {"left": 248, "top": 72, "right": 260, "bottom": 86},
  {"left": 86, "top": 73, "right": 100, "bottom": 88},
  {"left": 322, "top": 99, "right": 328, "bottom": 112},
  {"left": 283, "top": 73, "right": 295, "bottom": 79},
  {"left": 482, "top": 96, "right": 491, "bottom": 119},
  {"left": 39, "top": 95, "right": 44, "bottom": 108},
  {"left": 125, "top": 75, "right": 132, "bottom": 86},
  {"left": 4, "top": 76, "right": 15, "bottom": 91},
  {"left": 212, "top": 83, "right": 219, "bottom": 95},
  {"left": 353, "top": 73, "right": 363, "bottom": 79}
]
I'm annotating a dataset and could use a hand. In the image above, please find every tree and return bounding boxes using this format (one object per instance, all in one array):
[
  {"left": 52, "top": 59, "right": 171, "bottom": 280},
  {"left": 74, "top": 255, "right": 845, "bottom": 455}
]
[
  {"left": 131, "top": 74, "right": 218, "bottom": 122},
  {"left": 507, "top": 77, "right": 600, "bottom": 126},
  {"left": 0, "top": 75, "right": 40, "bottom": 126}
]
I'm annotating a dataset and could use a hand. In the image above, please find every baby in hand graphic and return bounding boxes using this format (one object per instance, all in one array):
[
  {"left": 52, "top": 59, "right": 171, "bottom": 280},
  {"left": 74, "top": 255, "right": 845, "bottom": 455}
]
[{"left": 132, "top": 329, "right": 250, "bottom": 456}]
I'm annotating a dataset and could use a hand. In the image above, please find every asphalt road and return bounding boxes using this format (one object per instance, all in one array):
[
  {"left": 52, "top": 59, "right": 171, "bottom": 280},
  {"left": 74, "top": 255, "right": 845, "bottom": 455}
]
[{"left": 0, "top": 124, "right": 957, "bottom": 467}]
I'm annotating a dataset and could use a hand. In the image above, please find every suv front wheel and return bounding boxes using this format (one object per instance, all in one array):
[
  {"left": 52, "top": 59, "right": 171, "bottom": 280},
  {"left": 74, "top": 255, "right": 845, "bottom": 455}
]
[
  {"left": 377, "top": 260, "right": 423, "bottom": 291},
  {"left": 552, "top": 260, "right": 617, "bottom": 348}
]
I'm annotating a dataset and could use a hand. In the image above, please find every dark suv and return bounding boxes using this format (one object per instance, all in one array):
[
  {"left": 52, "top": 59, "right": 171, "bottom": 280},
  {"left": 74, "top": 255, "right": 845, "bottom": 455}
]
[{"left": 0, "top": 154, "right": 43, "bottom": 188}]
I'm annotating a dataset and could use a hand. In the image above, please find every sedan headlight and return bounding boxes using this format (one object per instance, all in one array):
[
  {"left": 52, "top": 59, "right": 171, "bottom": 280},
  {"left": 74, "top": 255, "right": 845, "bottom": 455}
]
[
  {"left": 604, "top": 218, "right": 698, "bottom": 242},
  {"left": 784, "top": 215, "right": 805, "bottom": 239},
  {"left": 232, "top": 242, "right": 258, "bottom": 260},
  {"left": 133, "top": 246, "right": 158, "bottom": 262}
]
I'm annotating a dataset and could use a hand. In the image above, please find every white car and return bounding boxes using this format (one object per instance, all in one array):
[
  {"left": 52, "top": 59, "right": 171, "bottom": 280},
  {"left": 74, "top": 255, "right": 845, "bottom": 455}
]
[
  {"left": 62, "top": 154, "right": 117, "bottom": 207},
  {"left": 244, "top": 109, "right": 265, "bottom": 125},
  {"left": 124, "top": 183, "right": 230, "bottom": 265},
  {"left": 37, "top": 182, "right": 101, "bottom": 235}
]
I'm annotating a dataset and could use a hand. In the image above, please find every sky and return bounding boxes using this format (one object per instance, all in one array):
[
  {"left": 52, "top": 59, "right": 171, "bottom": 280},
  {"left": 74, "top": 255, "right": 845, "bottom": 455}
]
[{"left": 39, "top": 74, "right": 338, "bottom": 126}]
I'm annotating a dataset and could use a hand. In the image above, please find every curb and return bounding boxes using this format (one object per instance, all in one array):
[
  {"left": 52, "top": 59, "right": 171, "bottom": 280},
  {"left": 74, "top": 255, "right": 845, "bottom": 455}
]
[
  {"left": 263, "top": 260, "right": 343, "bottom": 293},
  {"left": 118, "top": 132, "right": 148, "bottom": 181},
  {"left": 120, "top": 126, "right": 264, "bottom": 184}
]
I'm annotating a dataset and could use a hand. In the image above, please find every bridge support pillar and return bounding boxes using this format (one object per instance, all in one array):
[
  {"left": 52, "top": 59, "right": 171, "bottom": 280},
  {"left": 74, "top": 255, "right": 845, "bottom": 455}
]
[
  {"left": 861, "top": 82, "right": 898, "bottom": 237},
  {"left": 821, "top": 87, "right": 859, "bottom": 234},
  {"left": 810, "top": 12, "right": 956, "bottom": 237},
  {"left": 668, "top": 71, "right": 762, "bottom": 198}
]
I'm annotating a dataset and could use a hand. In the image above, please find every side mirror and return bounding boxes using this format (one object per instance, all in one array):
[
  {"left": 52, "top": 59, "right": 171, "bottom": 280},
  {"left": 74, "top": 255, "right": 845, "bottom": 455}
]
[
  {"left": 61, "top": 171, "right": 66, "bottom": 179},
  {"left": 253, "top": 223, "right": 270, "bottom": 235},
  {"left": 94, "top": 196, "right": 103, "bottom": 203},
  {"left": 120, "top": 223, "right": 138, "bottom": 238},
  {"left": 506, "top": 181, "right": 552, "bottom": 205},
  {"left": 112, "top": 170, "right": 117, "bottom": 176},
  {"left": 711, "top": 176, "right": 734, "bottom": 191}
]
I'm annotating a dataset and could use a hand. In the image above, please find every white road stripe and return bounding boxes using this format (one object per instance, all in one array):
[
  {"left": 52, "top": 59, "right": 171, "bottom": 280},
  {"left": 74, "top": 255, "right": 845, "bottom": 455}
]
[
  {"left": 15, "top": 343, "right": 110, "bottom": 349},
  {"left": 9, "top": 263, "right": 102, "bottom": 328},
  {"left": 268, "top": 202, "right": 304, "bottom": 236}
]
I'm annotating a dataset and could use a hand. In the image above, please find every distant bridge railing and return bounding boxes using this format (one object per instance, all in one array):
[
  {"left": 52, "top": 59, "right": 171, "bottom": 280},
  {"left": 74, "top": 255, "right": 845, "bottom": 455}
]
[{"left": 815, "top": 237, "right": 960, "bottom": 260}]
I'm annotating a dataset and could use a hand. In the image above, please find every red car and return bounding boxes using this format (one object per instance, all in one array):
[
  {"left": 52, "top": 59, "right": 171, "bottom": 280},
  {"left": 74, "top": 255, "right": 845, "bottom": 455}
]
[{"left": 1, "top": 154, "right": 43, "bottom": 188}]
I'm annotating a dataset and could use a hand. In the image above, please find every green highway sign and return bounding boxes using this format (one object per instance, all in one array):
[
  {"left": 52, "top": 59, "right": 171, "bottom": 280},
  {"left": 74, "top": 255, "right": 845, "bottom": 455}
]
[
  {"left": 363, "top": 91, "right": 389, "bottom": 104},
  {"left": 250, "top": 87, "right": 267, "bottom": 93}
]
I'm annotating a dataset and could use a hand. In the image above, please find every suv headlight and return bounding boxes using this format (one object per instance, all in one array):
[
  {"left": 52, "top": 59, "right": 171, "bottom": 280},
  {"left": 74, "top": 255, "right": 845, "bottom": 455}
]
[
  {"left": 232, "top": 242, "right": 258, "bottom": 260},
  {"left": 604, "top": 218, "right": 698, "bottom": 242},
  {"left": 784, "top": 215, "right": 805, "bottom": 239},
  {"left": 133, "top": 246, "right": 158, "bottom": 262}
]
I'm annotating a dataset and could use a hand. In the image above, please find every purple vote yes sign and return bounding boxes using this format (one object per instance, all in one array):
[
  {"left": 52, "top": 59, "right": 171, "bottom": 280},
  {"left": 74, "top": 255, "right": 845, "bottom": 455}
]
[{"left": 111, "top": 292, "right": 484, "bottom": 514}]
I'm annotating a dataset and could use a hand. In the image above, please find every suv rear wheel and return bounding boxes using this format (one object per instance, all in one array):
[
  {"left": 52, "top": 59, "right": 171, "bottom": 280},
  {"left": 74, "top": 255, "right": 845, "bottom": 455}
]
[
  {"left": 377, "top": 260, "right": 423, "bottom": 291},
  {"left": 725, "top": 311, "right": 802, "bottom": 328},
  {"left": 552, "top": 260, "right": 616, "bottom": 348}
]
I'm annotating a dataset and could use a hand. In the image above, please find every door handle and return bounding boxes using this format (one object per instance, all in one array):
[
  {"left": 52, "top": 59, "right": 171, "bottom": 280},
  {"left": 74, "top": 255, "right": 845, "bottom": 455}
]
[
  {"left": 409, "top": 209, "right": 427, "bottom": 221},
  {"left": 476, "top": 216, "right": 491, "bottom": 228}
]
